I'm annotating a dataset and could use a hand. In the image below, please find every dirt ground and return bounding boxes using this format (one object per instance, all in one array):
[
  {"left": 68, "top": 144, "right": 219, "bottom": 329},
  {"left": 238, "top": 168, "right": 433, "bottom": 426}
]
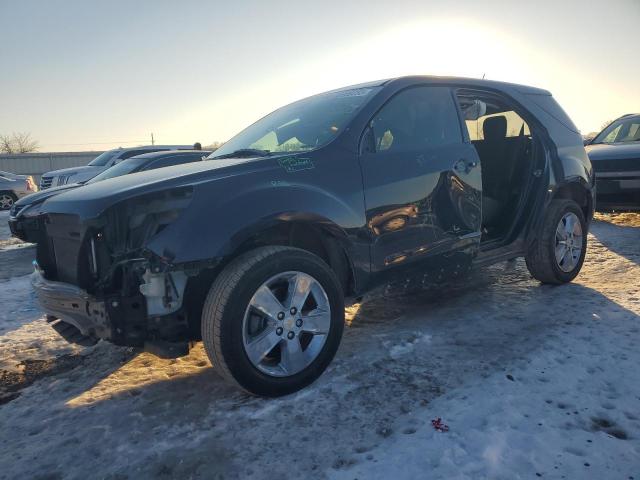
[{"left": 0, "top": 210, "right": 639, "bottom": 479}]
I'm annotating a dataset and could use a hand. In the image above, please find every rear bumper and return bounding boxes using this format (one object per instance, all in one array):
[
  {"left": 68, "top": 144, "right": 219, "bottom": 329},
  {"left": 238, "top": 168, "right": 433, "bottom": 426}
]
[{"left": 31, "top": 269, "right": 112, "bottom": 340}]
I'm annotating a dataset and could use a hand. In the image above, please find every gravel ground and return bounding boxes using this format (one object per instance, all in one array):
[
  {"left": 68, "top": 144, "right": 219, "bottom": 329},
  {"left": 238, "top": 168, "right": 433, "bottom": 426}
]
[{"left": 0, "top": 210, "right": 638, "bottom": 479}]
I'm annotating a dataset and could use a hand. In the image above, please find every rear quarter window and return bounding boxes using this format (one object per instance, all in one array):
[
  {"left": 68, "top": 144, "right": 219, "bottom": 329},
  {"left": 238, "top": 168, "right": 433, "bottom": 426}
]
[{"left": 526, "top": 94, "right": 580, "bottom": 134}]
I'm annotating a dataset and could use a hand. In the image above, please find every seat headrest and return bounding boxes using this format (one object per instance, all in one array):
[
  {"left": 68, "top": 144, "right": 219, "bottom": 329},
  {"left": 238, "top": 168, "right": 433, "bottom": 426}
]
[{"left": 483, "top": 116, "right": 507, "bottom": 141}]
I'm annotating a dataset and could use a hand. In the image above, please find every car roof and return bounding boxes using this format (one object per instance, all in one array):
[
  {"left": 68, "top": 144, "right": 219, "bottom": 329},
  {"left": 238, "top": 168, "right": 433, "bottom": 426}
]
[
  {"left": 121, "top": 149, "right": 213, "bottom": 161},
  {"left": 382, "top": 75, "right": 551, "bottom": 95},
  {"left": 108, "top": 145, "right": 193, "bottom": 153},
  {"left": 617, "top": 113, "right": 640, "bottom": 120},
  {"left": 319, "top": 75, "right": 550, "bottom": 98}
]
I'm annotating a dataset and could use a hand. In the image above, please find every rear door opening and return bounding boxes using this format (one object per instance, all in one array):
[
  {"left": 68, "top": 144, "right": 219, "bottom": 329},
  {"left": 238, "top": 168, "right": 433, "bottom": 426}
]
[{"left": 456, "top": 89, "right": 540, "bottom": 245}]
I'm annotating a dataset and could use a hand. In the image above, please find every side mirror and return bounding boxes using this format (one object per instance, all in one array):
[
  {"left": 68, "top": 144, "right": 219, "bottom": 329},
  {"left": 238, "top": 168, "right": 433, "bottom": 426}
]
[{"left": 583, "top": 138, "right": 592, "bottom": 146}]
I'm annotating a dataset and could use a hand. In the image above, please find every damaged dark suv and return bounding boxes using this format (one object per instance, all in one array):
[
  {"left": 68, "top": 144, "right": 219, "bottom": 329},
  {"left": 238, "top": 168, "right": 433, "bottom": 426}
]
[{"left": 29, "top": 76, "right": 594, "bottom": 396}]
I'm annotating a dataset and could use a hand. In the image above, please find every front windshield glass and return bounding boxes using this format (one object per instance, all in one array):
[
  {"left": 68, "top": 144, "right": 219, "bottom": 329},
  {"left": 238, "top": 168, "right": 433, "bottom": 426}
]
[
  {"left": 593, "top": 117, "right": 640, "bottom": 144},
  {"left": 88, "top": 150, "right": 120, "bottom": 166},
  {"left": 87, "top": 157, "right": 147, "bottom": 183},
  {"left": 210, "top": 86, "right": 380, "bottom": 158}
]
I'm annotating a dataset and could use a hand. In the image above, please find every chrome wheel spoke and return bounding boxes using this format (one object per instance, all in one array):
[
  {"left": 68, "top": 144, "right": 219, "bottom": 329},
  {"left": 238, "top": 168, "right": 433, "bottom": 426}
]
[
  {"left": 287, "top": 273, "right": 312, "bottom": 312},
  {"left": 250, "top": 285, "right": 285, "bottom": 320},
  {"left": 564, "top": 214, "right": 575, "bottom": 236},
  {"left": 301, "top": 308, "right": 331, "bottom": 334},
  {"left": 562, "top": 249, "right": 574, "bottom": 270},
  {"left": 280, "top": 338, "right": 310, "bottom": 375},
  {"left": 245, "top": 328, "right": 281, "bottom": 365},
  {"left": 555, "top": 243, "right": 567, "bottom": 264}
]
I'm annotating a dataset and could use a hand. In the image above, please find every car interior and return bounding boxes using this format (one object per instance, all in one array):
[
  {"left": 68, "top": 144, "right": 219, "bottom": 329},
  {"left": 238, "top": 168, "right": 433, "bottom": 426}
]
[{"left": 456, "top": 91, "right": 536, "bottom": 243}]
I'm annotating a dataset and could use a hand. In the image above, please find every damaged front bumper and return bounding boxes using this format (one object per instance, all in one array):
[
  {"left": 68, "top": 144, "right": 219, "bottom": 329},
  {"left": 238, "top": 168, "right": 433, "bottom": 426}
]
[
  {"left": 32, "top": 267, "right": 112, "bottom": 340},
  {"left": 32, "top": 263, "right": 192, "bottom": 356}
]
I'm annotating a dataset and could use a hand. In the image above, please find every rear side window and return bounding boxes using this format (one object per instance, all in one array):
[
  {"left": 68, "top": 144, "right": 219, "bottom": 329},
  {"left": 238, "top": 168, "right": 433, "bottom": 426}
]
[
  {"left": 144, "top": 154, "right": 203, "bottom": 170},
  {"left": 88, "top": 150, "right": 119, "bottom": 166},
  {"left": 119, "top": 149, "right": 156, "bottom": 160},
  {"left": 368, "top": 86, "right": 462, "bottom": 153},
  {"left": 465, "top": 110, "right": 530, "bottom": 141},
  {"left": 526, "top": 94, "right": 579, "bottom": 133}
]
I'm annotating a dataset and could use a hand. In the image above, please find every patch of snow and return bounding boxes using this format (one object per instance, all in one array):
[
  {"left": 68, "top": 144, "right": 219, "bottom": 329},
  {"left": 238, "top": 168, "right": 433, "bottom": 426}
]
[
  {"left": 0, "top": 216, "right": 638, "bottom": 479},
  {"left": 386, "top": 332, "right": 432, "bottom": 359}
]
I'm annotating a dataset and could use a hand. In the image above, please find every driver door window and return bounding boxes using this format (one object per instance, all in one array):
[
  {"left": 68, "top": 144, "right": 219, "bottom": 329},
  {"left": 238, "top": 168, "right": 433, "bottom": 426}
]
[{"left": 368, "top": 86, "right": 462, "bottom": 153}]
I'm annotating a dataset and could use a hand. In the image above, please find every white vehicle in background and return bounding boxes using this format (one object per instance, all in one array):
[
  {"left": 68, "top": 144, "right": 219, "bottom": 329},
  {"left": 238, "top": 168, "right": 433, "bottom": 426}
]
[
  {"left": 39, "top": 145, "right": 193, "bottom": 189},
  {"left": 0, "top": 170, "right": 38, "bottom": 210}
]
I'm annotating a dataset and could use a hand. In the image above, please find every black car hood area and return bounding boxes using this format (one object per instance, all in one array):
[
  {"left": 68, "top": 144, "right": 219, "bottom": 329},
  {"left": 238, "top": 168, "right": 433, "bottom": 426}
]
[
  {"left": 40, "top": 156, "right": 277, "bottom": 220},
  {"left": 586, "top": 143, "right": 640, "bottom": 161},
  {"left": 15, "top": 183, "right": 81, "bottom": 208}
]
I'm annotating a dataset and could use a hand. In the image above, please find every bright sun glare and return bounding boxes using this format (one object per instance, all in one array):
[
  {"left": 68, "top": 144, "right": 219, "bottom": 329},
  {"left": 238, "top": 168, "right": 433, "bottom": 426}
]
[
  {"left": 164, "top": 19, "right": 538, "bottom": 144},
  {"left": 159, "top": 17, "right": 626, "bottom": 146}
]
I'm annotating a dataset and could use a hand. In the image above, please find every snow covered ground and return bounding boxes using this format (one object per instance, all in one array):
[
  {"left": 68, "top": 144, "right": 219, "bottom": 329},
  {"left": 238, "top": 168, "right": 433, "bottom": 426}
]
[{"left": 0, "top": 210, "right": 639, "bottom": 479}]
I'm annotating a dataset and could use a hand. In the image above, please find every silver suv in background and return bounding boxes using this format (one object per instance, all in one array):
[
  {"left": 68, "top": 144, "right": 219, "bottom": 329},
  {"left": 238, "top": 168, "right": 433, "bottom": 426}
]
[
  {"left": 39, "top": 145, "right": 194, "bottom": 189},
  {"left": 0, "top": 171, "right": 38, "bottom": 210}
]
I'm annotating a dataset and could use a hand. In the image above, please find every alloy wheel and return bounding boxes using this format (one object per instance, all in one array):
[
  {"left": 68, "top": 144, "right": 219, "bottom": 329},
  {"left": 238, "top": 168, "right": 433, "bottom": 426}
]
[
  {"left": 554, "top": 212, "right": 583, "bottom": 272},
  {"left": 0, "top": 194, "right": 14, "bottom": 210},
  {"left": 242, "top": 271, "right": 331, "bottom": 377}
]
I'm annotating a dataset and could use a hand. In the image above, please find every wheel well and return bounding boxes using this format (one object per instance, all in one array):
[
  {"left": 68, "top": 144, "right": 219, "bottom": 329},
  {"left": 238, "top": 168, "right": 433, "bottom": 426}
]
[
  {"left": 553, "top": 182, "right": 593, "bottom": 222},
  {"left": 233, "top": 222, "right": 354, "bottom": 296},
  {"left": 182, "top": 222, "right": 355, "bottom": 339}
]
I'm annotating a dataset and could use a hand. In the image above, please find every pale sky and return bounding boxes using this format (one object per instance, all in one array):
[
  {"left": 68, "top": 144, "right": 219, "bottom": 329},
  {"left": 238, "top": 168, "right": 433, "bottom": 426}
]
[{"left": 0, "top": 0, "right": 638, "bottom": 152}]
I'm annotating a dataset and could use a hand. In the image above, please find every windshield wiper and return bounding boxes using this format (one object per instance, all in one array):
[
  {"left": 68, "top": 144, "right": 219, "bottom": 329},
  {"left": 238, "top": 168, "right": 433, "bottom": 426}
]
[{"left": 211, "top": 148, "right": 271, "bottom": 160}]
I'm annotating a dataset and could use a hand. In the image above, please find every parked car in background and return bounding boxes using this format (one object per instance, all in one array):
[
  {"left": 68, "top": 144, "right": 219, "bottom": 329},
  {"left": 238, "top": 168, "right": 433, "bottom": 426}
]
[
  {"left": 9, "top": 150, "right": 210, "bottom": 241},
  {"left": 28, "top": 76, "right": 593, "bottom": 396},
  {"left": 0, "top": 171, "right": 38, "bottom": 210},
  {"left": 39, "top": 145, "right": 195, "bottom": 189},
  {"left": 585, "top": 113, "right": 640, "bottom": 210}
]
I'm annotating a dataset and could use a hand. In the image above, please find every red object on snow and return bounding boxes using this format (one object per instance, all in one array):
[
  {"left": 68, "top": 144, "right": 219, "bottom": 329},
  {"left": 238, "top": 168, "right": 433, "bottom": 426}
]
[{"left": 431, "top": 417, "right": 449, "bottom": 432}]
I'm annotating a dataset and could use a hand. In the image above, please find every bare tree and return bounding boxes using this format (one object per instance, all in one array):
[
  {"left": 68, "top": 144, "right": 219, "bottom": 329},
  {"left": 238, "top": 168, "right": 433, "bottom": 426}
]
[
  {"left": 0, "top": 132, "right": 39, "bottom": 153},
  {"left": 600, "top": 119, "right": 614, "bottom": 131},
  {"left": 205, "top": 140, "right": 225, "bottom": 151},
  {"left": 0, "top": 135, "right": 12, "bottom": 153}
]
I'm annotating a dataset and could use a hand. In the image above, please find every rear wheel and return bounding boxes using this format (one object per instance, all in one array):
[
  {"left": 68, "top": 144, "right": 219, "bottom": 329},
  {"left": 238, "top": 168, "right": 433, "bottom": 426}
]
[
  {"left": 525, "top": 199, "right": 587, "bottom": 284},
  {"left": 0, "top": 191, "right": 16, "bottom": 210},
  {"left": 201, "top": 246, "right": 344, "bottom": 396}
]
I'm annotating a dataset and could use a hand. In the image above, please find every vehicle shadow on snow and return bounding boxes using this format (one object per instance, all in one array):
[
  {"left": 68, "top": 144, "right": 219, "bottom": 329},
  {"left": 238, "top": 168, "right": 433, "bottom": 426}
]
[
  {"left": 12, "top": 258, "right": 637, "bottom": 477},
  {"left": 590, "top": 219, "right": 640, "bottom": 266}
]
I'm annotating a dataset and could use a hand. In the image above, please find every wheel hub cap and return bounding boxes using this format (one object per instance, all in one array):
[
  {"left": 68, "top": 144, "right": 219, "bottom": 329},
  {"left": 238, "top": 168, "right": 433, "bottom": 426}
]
[
  {"left": 0, "top": 195, "right": 13, "bottom": 209},
  {"left": 242, "top": 271, "right": 331, "bottom": 377},
  {"left": 554, "top": 212, "right": 583, "bottom": 273}
]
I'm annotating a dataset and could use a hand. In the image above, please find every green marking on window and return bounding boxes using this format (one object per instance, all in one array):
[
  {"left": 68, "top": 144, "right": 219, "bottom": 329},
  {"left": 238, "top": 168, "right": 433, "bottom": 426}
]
[{"left": 278, "top": 156, "right": 315, "bottom": 173}]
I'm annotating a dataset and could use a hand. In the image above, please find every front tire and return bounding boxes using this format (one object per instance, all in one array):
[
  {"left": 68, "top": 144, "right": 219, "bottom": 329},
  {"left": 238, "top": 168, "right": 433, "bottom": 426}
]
[
  {"left": 525, "top": 199, "right": 587, "bottom": 284},
  {"left": 201, "top": 246, "right": 345, "bottom": 396}
]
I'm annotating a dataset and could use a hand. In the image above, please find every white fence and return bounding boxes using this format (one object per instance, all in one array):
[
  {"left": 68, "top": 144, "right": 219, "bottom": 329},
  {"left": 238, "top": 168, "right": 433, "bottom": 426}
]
[{"left": 0, "top": 151, "right": 103, "bottom": 182}]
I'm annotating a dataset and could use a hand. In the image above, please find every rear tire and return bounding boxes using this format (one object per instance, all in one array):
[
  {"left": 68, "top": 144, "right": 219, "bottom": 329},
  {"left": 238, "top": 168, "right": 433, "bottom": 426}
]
[
  {"left": 201, "top": 246, "right": 345, "bottom": 396},
  {"left": 525, "top": 199, "right": 587, "bottom": 284},
  {"left": 0, "top": 191, "right": 17, "bottom": 210}
]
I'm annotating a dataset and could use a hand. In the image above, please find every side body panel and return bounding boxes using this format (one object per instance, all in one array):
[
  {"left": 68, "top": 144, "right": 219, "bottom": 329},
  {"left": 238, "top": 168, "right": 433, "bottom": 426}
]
[{"left": 37, "top": 76, "right": 594, "bottom": 299}]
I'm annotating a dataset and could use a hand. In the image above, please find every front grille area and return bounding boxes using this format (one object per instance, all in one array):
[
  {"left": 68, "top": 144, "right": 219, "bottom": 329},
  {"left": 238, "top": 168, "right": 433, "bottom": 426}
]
[
  {"left": 592, "top": 157, "right": 640, "bottom": 173},
  {"left": 56, "top": 175, "right": 71, "bottom": 186},
  {"left": 40, "top": 176, "right": 53, "bottom": 189},
  {"left": 42, "top": 213, "right": 87, "bottom": 285}
]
